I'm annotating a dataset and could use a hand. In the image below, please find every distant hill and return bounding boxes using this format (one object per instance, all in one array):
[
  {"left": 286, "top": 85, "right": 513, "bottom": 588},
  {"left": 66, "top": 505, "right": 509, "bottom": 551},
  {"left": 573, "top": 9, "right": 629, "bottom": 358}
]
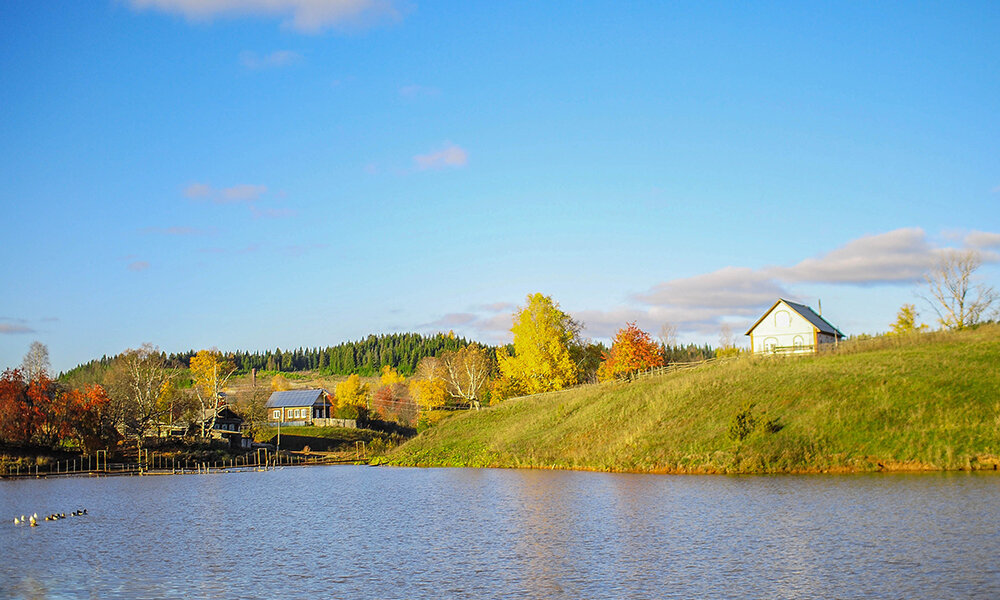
[
  {"left": 390, "top": 325, "right": 1000, "bottom": 473},
  {"left": 62, "top": 332, "right": 493, "bottom": 381}
]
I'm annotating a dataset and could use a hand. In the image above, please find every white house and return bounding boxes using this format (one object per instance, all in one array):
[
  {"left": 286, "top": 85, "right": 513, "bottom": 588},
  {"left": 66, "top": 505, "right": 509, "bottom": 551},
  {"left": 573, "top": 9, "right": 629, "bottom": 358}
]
[{"left": 745, "top": 299, "right": 845, "bottom": 354}]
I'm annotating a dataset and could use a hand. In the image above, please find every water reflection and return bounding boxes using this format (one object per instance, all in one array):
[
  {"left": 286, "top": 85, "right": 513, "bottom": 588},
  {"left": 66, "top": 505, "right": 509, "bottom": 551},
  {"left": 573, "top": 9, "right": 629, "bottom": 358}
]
[{"left": 1, "top": 468, "right": 998, "bottom": 599}]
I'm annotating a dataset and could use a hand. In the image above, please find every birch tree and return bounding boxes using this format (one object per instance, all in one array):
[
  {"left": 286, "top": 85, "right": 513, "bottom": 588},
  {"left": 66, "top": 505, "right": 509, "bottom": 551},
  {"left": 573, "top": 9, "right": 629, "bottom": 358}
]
[
  {"left": 21, "top": 341, "right": 50, "bottom": 381},
  {"left": 438, "top": 345, "right": 492, "bottom": 410},
  {"left": 106, "top": 344, "right": 172, "bottom": 449},
  {"left": 923, "top": 250, "right": 998, "bottom": 330},
  {"left": 190, "top": 349, "right": 237, "bottom": 437}
]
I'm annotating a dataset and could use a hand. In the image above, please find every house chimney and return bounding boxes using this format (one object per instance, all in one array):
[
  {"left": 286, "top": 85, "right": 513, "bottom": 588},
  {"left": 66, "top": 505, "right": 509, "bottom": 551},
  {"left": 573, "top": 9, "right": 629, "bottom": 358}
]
[{"left": 818, "top": 299, "right": 822, "bottom": 316}]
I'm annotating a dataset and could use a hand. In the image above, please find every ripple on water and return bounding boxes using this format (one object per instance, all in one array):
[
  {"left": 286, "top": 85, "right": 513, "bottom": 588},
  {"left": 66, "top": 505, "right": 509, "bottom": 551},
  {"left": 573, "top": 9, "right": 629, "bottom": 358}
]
[{"left": 2, "top": 468, "right": 999, "bottom": 599}]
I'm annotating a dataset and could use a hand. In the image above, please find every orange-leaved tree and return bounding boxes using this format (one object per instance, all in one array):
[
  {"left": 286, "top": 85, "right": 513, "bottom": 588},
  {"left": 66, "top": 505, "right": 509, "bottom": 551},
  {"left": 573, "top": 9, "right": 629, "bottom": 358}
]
[{"left": 597, "top": 322, "right": 664, "bottom": 381}]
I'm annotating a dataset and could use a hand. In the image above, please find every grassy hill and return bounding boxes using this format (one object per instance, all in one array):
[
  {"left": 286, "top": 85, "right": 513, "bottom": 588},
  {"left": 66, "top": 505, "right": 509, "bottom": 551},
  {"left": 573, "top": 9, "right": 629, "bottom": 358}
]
[{"left": 390, "top": 325, "right": 1000, "bottom": 473}]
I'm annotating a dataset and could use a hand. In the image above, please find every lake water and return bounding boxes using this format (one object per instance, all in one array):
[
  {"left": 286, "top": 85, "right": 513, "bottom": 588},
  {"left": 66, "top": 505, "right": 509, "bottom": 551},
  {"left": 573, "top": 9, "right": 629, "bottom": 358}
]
[{"left": 1, "top": 466, "right": 998, "bottom": 599}]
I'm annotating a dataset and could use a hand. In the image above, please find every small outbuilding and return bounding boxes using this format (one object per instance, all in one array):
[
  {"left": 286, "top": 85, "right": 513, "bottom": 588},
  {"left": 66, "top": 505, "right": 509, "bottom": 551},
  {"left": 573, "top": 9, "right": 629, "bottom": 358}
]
[
  {"left": 265, "top": 389, "right": 334, "bottom": 425},
  {"left": 745, "top": 299, "right": 845, "bottom": 354}
]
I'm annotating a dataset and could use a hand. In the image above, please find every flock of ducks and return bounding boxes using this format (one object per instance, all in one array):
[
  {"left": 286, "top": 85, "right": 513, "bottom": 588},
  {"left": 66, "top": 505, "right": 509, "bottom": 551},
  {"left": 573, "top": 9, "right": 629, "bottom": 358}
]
[{"left": 12, "top": 509, "right": 86, "bottom": 527}]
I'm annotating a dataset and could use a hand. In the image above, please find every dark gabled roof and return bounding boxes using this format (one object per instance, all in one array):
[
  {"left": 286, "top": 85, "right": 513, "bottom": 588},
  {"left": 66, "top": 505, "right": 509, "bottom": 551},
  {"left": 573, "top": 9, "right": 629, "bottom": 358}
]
[
  {"left": 265, "top": 389, "right": 331, "bottom": 408},
  {"left": 745, "top": 299, "right": 845, "bottom": 338}
]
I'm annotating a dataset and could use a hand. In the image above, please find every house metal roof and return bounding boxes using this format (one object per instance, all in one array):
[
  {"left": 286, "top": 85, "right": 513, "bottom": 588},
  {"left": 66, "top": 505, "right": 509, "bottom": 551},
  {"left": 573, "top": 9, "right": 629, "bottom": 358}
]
[
  {"left": 265, "top": 389, "right": 331, "bottom": 408},
  {"left": 745, "top": 299, "right": 845, "bottom": 338}
]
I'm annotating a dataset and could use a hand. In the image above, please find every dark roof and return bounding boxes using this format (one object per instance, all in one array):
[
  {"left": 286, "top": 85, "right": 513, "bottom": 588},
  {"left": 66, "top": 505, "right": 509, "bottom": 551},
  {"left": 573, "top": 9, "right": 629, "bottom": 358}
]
[
  {"left": 198, "top": 406, "right": 242, "bottom": 422},
  {"left": 265, "top": 389, "right": 331, "bottom": 408},
  {"left": 745, "top": 299, "right": 845, "bottom": 338}
]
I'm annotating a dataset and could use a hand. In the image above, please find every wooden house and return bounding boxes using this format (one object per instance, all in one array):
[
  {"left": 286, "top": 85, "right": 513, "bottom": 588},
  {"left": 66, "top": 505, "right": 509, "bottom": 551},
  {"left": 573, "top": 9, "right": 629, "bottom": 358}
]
[
  {"left": 198, "top": 405, "right": 247, "bottom": 448},
  {"left": 265, "top": 389, "right": 334, "bottom": 425},
  {"left": 745, "top": 299, "right": 845, "bottom": 354}
]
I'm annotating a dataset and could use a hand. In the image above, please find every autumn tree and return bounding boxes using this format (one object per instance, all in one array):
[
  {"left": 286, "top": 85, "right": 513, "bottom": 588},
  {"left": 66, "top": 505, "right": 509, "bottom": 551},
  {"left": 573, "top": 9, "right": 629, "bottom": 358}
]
[
  {"left": 105, "top": 344, "right": 172, "bottom": 452},
  {"left": 438, "top": 345, "right": 492, "bottom": 410},
  {"left": 0, "top": 369, "right": 34, "bottom": 445},
  {"left": 409, "top": 357, "right": 448, "bottom": 410},
  {"left": 190, "top": 349, "right": 237, "bottom": 437},
  {"left": 889, "top": 304, "right": 928, "bottom": 335},
  {"left": 494, "top": 293, "right": 581, "bottom": 400},
  {"left": 572, "top": 340, "right": 606, "bottom": 384},
  {"left": 271, "top": 374, "right": 291, "bottom": 391},
  {"left": 231, "top": 376, "right": 270, "bottom": 441},
  {"left": 596, "top": 322, "right": 664, "bottom": 381},
  {"left": 21, "top": 341, "right": 50, "bottom": 381},
  {"left": 922, "top": 250, "right": 998, "bottom": 329},
  {"left": 380, "top": 365, "right": 406, "bottom": 386},
  {"left": 372, "top": 382, "right": 417, "bottom": 426},
  {"left": 26, "top": 373, "right": 63, "bottom": 447},
  {"left": 658, "top": 322, "right": 678, "bottom": 351},
  {"left": 60, "top": 384, "right": 113, "bottom": 453},
  {"left": 335, "top": 374, "right": 370, "bottom": 409}
]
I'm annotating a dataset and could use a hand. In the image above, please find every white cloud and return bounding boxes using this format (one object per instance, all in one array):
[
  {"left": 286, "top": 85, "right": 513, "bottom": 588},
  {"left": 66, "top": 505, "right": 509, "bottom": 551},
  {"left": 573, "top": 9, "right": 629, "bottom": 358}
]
[
  {"left": 185, "top": 181, "right": 268, "bottom": 203},
  {"left": 634, "top": 266, "right": 788, "bottom": 309},
  {"left": 474, "top": 302, "right": 516, "bottom": 313},
  {"left": 221, "top": 184, "right": 268, "bottom": 202},
  {"left": 0, "top": 323, "right": 35, "bottom": 335},
  {"left": 421, "top": 313, "right": 478, "bottom": 328},
  {"left": 240, "top": 50, "right": 302, "bottom": 69},
  {"left": 414, "top": 143, "right": 468, "bottom": 170},
  {"left": 965, "top": 230, "right": 1000, "bottom": 249},
  {"left": 128, "top": 261, "right": 150, "bottom": 272},
  {"left": 183, "top": 182, "right": 212, "bottom": 199},
  {"left": 183, "top": 182, "right": 272, "bottom": 208},
  {"left": 769, "top": 228, "right": 938, "bottom": 284},
  {"left": 129, "top": 0, "right": 405, "bottom": 33}
]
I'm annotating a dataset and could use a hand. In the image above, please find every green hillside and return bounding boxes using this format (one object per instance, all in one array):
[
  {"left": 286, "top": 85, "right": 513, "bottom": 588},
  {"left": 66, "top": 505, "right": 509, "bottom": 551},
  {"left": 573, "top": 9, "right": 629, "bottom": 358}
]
[{"left": 390, "top": 325, "right": 1000, "bottom": 473}]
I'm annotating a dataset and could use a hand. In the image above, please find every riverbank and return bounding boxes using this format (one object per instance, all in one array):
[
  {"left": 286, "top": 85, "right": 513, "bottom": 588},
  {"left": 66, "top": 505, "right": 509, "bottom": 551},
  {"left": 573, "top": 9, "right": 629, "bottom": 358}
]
[{"left": 389, "top": 325, "right": 1000, "bottom": 474}]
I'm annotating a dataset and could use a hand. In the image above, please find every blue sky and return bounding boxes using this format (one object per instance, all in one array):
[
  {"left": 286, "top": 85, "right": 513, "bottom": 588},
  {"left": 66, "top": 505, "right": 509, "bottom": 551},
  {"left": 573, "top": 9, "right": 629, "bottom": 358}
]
[{"left": 2, "top": 1, "right": 998, "bottom": 373}]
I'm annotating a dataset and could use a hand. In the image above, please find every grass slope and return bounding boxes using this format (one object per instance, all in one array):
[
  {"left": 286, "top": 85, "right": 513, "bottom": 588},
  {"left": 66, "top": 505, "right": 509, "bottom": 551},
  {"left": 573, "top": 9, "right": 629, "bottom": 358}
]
[{"left": 390, "top": 325, "right": 1000, "bottom": 473}]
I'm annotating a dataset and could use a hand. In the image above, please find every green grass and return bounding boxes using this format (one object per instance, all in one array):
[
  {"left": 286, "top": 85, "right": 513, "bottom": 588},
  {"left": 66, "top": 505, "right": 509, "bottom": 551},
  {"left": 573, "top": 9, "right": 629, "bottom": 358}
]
[{"left": 390, "top": 325, "right": 1000, "bottom": 473}]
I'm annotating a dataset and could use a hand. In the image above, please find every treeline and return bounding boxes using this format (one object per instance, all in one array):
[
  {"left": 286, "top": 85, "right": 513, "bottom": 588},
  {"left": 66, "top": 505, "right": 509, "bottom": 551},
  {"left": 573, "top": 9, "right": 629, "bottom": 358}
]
[
  {"left": 61, "top": 333, "right": 717, "bottom": 386},
  {"left": 63, "top": 333, "right": 512, "bottom": 381},
  {"left": 663, "top": 343, "right": 715, "bottom": 364}
]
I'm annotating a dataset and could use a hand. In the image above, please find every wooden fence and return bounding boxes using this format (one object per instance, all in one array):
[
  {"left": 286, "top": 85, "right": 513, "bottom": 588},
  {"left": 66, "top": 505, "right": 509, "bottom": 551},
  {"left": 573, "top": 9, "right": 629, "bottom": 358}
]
[
  {"left": 506, "top": 356, "right": 734, "bottom": 403},
  {"left": 0, "top": 448, "right": 367, "bottom": 480}
]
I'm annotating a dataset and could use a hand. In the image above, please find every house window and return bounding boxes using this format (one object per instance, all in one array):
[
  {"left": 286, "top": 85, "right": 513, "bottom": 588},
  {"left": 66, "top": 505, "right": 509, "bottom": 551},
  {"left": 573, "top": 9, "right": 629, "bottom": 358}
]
[
  {"left": 775, "top": 310, "right": 791, "bottom": 328},
  {"left": 272, "top": 410, "right": 280, "bottom": 419},
  {"left": 793, "top": 336, "right": 804, "bottom": 348},
  {"left": 764, "top": 337, "right": 778, "bottom": 352}
]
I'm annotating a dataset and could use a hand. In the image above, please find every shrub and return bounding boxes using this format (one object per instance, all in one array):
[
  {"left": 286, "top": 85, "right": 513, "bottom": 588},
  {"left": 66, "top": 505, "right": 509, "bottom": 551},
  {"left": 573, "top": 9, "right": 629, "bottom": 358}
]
[
  {"left": 728, "top": 402, "right": 782, "bottom": 441},
  {"left": 335, "top": 403, "right": 359, "bottom": 420},
  {"left": 728, "top": 403, "right": 758, "bottom": 441}
]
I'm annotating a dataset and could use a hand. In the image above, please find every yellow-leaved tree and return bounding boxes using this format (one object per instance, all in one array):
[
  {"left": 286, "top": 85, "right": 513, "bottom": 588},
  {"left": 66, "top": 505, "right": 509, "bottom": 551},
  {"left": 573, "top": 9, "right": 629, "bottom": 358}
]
[
  {"left": 335, "top": 374, "right": 370, "bottom": 409},
  {"left": 890, "top": 304, "right": 928, "bottom": 335},
  {"left": 189, "top": 349, "right": 237, "bottom": 438},
  {"left": 379, "top": 365, "right": 406, "bottom": 387},
  {"left": 493, "top": 293, "right": 580, "bottom": 401},
  {"left": 271, "top": 374, "right": 291, "bottom": 391},
  {"left": 409, "top": 357, "right": 448, "bottom": 410}
]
